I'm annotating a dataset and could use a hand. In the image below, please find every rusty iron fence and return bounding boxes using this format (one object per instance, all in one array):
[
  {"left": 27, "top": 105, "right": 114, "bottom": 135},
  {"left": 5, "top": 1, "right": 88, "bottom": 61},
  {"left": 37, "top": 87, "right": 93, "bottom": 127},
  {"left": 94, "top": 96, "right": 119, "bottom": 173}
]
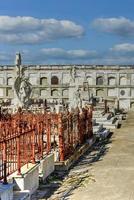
[
  {"left": 58, "top": 108, "right": 93, "bottom": 161},
  {"left": 0, "top": 107, "right": 93, "bottom": 184}
]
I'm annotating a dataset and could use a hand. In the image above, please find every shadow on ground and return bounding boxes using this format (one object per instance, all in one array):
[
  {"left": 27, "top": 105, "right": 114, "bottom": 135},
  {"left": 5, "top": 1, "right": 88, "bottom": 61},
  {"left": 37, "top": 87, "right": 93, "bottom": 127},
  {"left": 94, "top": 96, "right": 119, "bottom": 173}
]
[{"left": 31, "top": 132, "right": 113, "bottom": 200}]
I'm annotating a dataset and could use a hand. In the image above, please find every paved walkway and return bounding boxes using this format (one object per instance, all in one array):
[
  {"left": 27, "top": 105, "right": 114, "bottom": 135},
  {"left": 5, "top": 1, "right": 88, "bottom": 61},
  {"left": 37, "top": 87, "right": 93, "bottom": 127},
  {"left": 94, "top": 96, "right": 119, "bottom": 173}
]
[{"left": 70, "top": 111, "right": 134, "bottom": 200}]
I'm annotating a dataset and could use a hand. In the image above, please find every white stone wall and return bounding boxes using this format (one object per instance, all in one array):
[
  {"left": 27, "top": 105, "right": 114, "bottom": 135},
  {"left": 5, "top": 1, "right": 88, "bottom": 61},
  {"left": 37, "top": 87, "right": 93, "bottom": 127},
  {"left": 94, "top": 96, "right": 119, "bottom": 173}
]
[
  {"left": 13, "top": 164, "right": 39, "bottom": 195},
  {"left": 108, "top": 88, "right": 118, "bottom": 97},
  {"left": 39, "top": 154, "right": 55, "bottom": 181},
  {"left": 62, "top": 73, "right": 70, "bottom": 84},
  {"left": 119, "top": 88, "right": 130, "bottom": 98},
  {"left": 29, "top": 73, "right": 37, "bottom": 85},
  {"left": 1, "top": 65, "right": 134, "bottom": 109}
]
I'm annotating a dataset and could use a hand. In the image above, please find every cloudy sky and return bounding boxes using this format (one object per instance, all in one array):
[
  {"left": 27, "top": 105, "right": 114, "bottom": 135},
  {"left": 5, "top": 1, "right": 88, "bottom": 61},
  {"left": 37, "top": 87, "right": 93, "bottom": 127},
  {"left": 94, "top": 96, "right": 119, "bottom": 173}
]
[{"left": 0, "top": 0, "right": 134, "bottom": 65}]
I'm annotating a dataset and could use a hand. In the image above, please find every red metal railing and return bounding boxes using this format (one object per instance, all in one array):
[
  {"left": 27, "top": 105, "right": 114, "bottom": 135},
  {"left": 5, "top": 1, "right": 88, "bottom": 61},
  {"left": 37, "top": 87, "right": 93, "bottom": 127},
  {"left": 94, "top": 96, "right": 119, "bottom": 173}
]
[
  {"left": 58, "top": 108, "right": 93, "bottom": 161},
  {"left": 0, "top": 107, "right": 93, "bottom": 183}
]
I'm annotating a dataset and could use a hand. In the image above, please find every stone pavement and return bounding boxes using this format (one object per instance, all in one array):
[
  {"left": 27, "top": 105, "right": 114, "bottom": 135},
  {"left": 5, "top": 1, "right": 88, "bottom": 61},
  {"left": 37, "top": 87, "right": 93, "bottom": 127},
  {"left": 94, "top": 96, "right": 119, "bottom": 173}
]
[{"left": 70, "top": 111, "right": 134, "bottom": 200}]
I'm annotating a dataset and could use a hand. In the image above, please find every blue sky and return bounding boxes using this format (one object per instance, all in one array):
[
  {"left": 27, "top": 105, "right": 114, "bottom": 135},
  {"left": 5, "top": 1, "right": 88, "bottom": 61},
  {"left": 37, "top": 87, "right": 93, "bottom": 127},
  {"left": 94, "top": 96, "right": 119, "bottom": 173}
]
[{"left": 0, "top": 0, "right": 134, "bottom": 64}]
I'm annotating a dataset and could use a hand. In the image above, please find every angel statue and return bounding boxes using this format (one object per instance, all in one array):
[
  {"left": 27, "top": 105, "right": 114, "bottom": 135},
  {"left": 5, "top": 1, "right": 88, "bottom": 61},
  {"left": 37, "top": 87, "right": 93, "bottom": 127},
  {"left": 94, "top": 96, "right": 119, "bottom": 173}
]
[
  {"left": 13, "top": 53, "right": 32, "bottom": 107},
  {"left": 14, "top": 76, "right": 32, "bottom": 106}
]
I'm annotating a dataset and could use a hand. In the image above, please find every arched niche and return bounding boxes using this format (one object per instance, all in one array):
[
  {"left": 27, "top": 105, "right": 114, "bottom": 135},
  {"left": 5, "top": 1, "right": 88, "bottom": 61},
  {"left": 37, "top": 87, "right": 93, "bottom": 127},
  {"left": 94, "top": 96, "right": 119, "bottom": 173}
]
[
  {"left": 40, "top": 77, "right": 48, "bottom": 85},
  {"left": 96, "top": 76, "right": 103, "bottom": 85},
  {"left": 7, "top": 77, "right": 13, "bottom": 85},
  {"left": 51, "top": 76, "right": 59, "bottom": 85},
  {"left": 62, "top": 89, "right": 69, "bottom": 96},
  {"left": 96, "top": 89, "right": 104, "bottom": 97},
  {"left": 51, "top": 89, "right": 59, "bottom": 96},
  {"left": 120, "top": 76, "right": 127, "bottom": 85},
  {"left": 108, "top": 77, "right": 116, "bottom": 85}
]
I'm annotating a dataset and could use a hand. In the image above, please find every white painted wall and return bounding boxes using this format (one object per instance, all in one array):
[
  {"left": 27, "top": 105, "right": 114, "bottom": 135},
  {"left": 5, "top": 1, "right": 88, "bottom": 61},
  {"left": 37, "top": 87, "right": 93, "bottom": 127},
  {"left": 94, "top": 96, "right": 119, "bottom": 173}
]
[{"left": 108, "top": 88, "right": 117, "bottom": 97}]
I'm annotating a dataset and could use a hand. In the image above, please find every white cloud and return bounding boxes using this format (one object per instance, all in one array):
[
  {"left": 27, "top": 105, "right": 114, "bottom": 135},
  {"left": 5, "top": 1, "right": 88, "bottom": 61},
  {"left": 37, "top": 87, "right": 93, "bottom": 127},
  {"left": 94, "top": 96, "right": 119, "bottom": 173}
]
[
  {"left": 0, "top": 48, "right": 97, "bottom": 64},
  {"left": 41, "top": 48, "right": 97, "bottom": 60},
  {"left": 1, "top": 47, "right": 134, "bottom": 65},
  {"left": 92, "top": 17, "right": 134, "bottom": 37},
  {"left": 24, "top": 48, "right": 134, "bottom": 64},
  {"left": 0, "top": 16, "right": 84, "bottom": 44},
  {"left": 110, "top": 43, "right": 134, "bottom": 52}
]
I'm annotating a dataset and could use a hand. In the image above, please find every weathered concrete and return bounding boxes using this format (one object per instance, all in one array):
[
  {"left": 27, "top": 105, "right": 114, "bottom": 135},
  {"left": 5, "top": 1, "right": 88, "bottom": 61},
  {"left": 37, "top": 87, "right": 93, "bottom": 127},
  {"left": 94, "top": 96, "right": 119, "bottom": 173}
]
[
  {"left": 70, "top": 111, "right": 134, "bottom": 200},
  {"left": 11, "top": 163, "right": 39, "bottom": 196},
  {"left": 39, "top": 153, "right": 55, "bottom": 181}
]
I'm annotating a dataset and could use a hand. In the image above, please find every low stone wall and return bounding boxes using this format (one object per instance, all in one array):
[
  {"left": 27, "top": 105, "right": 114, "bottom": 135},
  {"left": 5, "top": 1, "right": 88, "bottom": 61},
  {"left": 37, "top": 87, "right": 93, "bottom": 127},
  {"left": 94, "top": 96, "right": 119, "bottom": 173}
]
[
  {"left": 6, "top": 154, "right": 55, "bottom": 198},
  {"left": 39, "top": 153, "right": 55, "bottom": 181},
  {"left": 11, "top": 163, "right": 39, "bottom": 196}
]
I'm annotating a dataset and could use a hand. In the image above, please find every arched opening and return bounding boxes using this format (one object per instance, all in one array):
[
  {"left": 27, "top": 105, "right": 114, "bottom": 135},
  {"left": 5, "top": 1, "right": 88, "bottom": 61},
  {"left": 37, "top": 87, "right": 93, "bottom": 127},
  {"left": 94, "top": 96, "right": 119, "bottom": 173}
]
[
  {"left": 96, "top": 76, "right": 103, "bottom": 85},
  {"left": 131, "top": 102, "right": 134, "bottom": 109},
  {"left": 7, "top": 77, "right": 13, "bottom": 85},
  {"left": 40, "top": 77, "right": 47, "bottom": 85},
  {"left": 51, "top": 89, "right": 59, "bottom": 97},
  {"left": 62, "top": 89, "right": 69, "bottom": 96},
  {"left": 120, "top": 76, "right": 127, "bottom": 85},
  {"left": 51, "top": 76, "right": 59, "bottom": 85},
  {"left": 96, "top": 89, "right": 104, "bottom": 97},
  {"left": 108, "top": 77, "right": 116, "bottom": 85}
]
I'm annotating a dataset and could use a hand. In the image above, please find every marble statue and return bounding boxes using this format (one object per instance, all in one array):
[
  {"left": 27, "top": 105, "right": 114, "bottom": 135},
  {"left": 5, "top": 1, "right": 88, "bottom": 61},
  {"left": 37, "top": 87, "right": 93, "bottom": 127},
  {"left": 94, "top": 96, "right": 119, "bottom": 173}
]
[
  {"left": 70, "top": 65, "right": 76, "bottom": 84},
  {"left": 74, "top": 88, "right": 82, "bottom": 109},
  {"left": 13, "top": 53, "right": 32, "bottom": 108},
  {"left": 14, "top": 76, "right": 32, "bottom": 105},
  {"left": 69, "top": 87, "right": 82, "bottom": 110}
]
